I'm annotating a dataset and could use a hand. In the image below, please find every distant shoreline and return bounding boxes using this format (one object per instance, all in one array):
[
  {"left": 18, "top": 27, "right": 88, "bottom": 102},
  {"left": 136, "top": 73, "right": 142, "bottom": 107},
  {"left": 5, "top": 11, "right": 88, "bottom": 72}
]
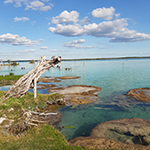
[{"left": 1, "top": 56, "right": 150, "bottom": 62}]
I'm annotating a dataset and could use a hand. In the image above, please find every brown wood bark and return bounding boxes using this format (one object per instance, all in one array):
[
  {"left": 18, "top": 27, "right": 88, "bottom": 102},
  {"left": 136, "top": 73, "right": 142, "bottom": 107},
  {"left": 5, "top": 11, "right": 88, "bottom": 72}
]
[{"left": 2, "top": 56, "right": 61, "bottom": 100}]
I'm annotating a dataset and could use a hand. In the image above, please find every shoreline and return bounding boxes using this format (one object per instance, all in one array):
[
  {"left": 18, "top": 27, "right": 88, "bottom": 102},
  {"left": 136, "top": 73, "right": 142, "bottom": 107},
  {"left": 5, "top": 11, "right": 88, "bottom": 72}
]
[{"left": 1, "top": 56, "right": 150, "bottom": 62}]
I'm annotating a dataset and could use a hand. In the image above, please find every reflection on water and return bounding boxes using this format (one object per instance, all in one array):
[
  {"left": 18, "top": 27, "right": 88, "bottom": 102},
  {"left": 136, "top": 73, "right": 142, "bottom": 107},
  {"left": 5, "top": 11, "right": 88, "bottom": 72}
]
[{"left": 1, "top": 59, "right": 150, "bottom": 139}]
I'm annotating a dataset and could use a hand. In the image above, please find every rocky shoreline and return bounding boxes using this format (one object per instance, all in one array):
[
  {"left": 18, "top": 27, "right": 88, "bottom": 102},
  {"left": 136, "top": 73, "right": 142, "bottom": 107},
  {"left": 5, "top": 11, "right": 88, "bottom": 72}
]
[
  {"left": 69, "top": 118, "right": 150, "bottom": 150},
  {"left": 1, "top": 76, "right": 150, "bottom": 150}
]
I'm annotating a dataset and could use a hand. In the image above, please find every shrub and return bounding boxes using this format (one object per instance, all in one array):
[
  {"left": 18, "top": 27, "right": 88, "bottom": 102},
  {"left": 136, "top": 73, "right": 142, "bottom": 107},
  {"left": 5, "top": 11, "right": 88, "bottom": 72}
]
[
  {"left": 29, "top": 60, "right": 35, "bottom": 64},
  {"left": 9, "top": 72, "right": 14, "bottom": 76}
]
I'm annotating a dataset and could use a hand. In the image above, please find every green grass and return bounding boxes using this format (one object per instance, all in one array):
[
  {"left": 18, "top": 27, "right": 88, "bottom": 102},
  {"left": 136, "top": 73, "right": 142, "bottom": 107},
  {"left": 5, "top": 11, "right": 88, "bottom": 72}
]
[
  {"left": 0, "top": 91, "right": 93, "bottom": 150},
  {"left": 0, "top": 91, "right": 64, "bottom": 119},
  {"left": 0, "top": 125, "right": 91, "bottom": 150},
  {"left": 0, "top": 75, "right": 23, "bottom": 81}
]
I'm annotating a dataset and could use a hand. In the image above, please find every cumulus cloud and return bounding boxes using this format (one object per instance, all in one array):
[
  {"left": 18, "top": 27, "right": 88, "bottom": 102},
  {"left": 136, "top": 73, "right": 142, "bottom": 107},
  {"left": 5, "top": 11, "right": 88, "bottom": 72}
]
[
  {"left": 40, "top": 46, "right": 48, "bottom": 49},
  {"left": 51, "top": 10, "right": 79, "bottom": 24},
  {"left": 91, "top": 7, "right": 115, "bottom": 20},
  {"left": 14, "top": 16, "right": 29, "bottom": 22},
  {"left": 0, "top": 33, "right": 39, "bottom": 47},
  {"left": 80, "top": 16, "right": 90, "bottom": 25},
  {"left": 4, "top": 0, "right": 12, "bottom": 3},
  {"left": 49, "top": 9, "right": 150, "bottom": 43},
  {"left": 24, "top": 49, "right": 35, "bottom": 52},
  {"left": 25, "top": 0, "right": 51, "bottom": 11},
  {"left": 4, "top": 0, "right": 52, "bottom": 11},
  {"left": 49, "top": 24, "right": 84, "bottom": 36},
  {"left": 63, "top": 39, "right": 95, "bottom": 49}
]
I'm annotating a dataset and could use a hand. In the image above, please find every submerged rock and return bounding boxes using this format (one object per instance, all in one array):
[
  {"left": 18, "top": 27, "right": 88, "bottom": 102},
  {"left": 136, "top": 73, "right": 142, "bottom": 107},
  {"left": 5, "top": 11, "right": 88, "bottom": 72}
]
[
  {"left": 58, "top": 76, "right": 80, "bottom": 80},
  {"left": 126, "top": 87, "right": 150, "bottom": 103},
  {"left": 69, "top": 118, "right": 150, "bottom": 150},
  {"left": 37, "top": 76, "right": 61, "bottom": 83},
  {"left": 37, "top": 76, "right": 80, "bottom": 83}
]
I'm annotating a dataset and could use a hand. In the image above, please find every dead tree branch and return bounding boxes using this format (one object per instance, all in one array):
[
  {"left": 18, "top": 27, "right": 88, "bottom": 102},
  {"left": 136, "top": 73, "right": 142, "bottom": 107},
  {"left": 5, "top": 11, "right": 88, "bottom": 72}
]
[{"left": 2, "top": 56, "right": 61, "bottom": 100}]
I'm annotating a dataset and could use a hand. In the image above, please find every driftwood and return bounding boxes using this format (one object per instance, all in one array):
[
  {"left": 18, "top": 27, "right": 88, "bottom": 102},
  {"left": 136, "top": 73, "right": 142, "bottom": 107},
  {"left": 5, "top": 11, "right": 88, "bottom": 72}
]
[{"left": 2, "top": 56, "right": 61, "bottom": 100}]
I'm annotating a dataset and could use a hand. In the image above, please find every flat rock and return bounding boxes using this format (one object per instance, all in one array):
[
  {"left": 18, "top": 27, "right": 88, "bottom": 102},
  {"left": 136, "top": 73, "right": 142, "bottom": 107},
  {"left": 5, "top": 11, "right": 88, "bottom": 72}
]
[
  {"left": 69, "top": 118, "right": 150, "bottom": 150},
  {"left": 126, "top": 87, "right": 150, "bottom": 103},
  {"left": 48, "top": 85, "right": 101, "bottom": 105},
  {"left": 37, "top": 76, "right": 61, "bottom": 83},
  {"left": 58, "top": 76, "right": 80, "bottom": 80},
  {"left": 37, "top": 76, "right": 80, "bottom": 83}
]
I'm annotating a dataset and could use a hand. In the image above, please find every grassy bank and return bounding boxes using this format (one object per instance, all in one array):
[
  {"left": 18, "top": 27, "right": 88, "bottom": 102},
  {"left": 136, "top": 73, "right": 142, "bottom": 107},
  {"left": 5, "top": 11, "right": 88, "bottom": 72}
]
[
  {"left": 0, "top": 91, "right": 96, "bottom": 150},
  {"left": 0, "top": 124, "right": 90, "bottom": 150},
  {"left": 0, "top": 75, "right": 23, "bottom": 86},
  {"left": 0, "top": 75, "right": 23, "bottom": 81},
  {"left": 0, "top": 91, "right": 63, "bottom": 117}
]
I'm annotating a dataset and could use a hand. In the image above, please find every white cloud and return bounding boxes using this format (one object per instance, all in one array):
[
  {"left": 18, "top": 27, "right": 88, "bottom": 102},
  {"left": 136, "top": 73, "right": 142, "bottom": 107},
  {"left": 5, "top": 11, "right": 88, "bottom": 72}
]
[
  {"left": 31, "top": 21, "right": 36, "bottom": 25},
  {"left": 4, "top": 0, "right": 12, "bottom": 3},
  {"left": 91, "top": 7, "right": 115, "bottom": 20},
  {"left": 63, "top": 39, "right": 85, "bottom": 47},
  {"left": 51, "top": 10, "right": 79, "bottom": 24},
  {"left": 48, "top": 22, "right": 50, "bottom": 25},
  {"left": 49, "top": 16, "right": 150, "bottom": 43},
  {"left": 0, "top": 33, "right": 39, "bottom": 47},
  {"left": 25, "top": 0, "right": 51, "bottom": 11},
  {"left": 40, "top": 5, "right": 51, "bottom": 11},
  {"left": 4, "top": 0, "right": 51, "bottom": 11},
  {"left": 49, "top": 24, "right": 84, "bottom": 36},
  {"left": 80, "top": 16, "right": 90, "bottom": 25},
  {"left": 14, "top": 16, "right": 29, "bottom": 22},
  {"left": 63, "top": 39, "right": 95, "bottom": 49},
  {"left": 41, "top": 0, "right": 49, "bottom": 2},
  {"left": 24, "top": 49, "right": 35, "bottom": 52},
  {"left": 40, "top": 46, "right": 48, "bottom": 49},
  {"left": 49, "top": 49, "right": 58, "bottom": 52},
  {"left": 38, "top": 39, "right": 44, "bottom": 42}
]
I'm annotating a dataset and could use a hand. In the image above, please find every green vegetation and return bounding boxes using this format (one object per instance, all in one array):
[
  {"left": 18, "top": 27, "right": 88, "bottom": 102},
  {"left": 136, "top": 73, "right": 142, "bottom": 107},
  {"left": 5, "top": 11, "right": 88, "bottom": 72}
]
[
  {"left": 7, "top": 59, "right": 11, "bottom": 64},
  {"left": 11, "top": 61, "right": 19, "bottom": 66},
  {"left": 0, "top": 75, "right": 22, "bottom": 81},
  {"left": 0, "top": 61, "right": 19, "bottom": 66},
  {"left": 0, "top": 124, "right": 90, "bottom": 150},
  {"left": 0, "top": 91, "right": 92, "bottom": 150},
  {"left": 9, "top": 72, "right": 14, "bottom": 76},
  {"left": 62, "top": 56, "right": 150, "bottom": 61},
  {"left": 0, "top": 92, "right": 64, "bottom": 116},
  {"left": 63, "top": 126, "right": 75, "bottom": 129},
  {"left": 29, "top": 60, "right": 35, "bottom": 64}
]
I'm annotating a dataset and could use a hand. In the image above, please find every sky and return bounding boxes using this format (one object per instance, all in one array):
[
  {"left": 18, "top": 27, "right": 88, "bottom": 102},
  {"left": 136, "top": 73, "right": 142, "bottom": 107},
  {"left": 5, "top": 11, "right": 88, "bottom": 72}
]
[{"left": 0, "top": 0, "right": 150, "bottom": 60}]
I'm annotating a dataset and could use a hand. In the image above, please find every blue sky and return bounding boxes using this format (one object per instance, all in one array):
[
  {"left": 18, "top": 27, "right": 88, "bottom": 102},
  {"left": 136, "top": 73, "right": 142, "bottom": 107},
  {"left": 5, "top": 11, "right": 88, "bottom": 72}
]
[{"left": 0, "top": 0, "right": 150, "bottom": 60}]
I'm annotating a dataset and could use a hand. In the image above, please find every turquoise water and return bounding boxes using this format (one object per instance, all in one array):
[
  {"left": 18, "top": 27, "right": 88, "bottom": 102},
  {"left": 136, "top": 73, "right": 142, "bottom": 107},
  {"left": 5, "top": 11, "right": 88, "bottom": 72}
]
[{"left": 1, "top": 59, "right": 150, "bottom": 139}]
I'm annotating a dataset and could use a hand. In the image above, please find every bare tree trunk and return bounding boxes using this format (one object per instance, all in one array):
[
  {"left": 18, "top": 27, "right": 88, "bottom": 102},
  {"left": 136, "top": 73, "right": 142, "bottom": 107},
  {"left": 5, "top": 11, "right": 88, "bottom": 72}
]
[
  {"left": 2, "top": 56, "right": 61, "bottom": 100},
  {"left": 34, "top": 78, "right": 37, "bottom": 98}
]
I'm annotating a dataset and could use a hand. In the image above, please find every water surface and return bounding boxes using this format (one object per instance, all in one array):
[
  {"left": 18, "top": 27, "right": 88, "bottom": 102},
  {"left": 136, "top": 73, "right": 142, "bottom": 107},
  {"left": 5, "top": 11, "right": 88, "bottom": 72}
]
[{"left": 1, "top": 58, "right": 150, "bottom": 139}]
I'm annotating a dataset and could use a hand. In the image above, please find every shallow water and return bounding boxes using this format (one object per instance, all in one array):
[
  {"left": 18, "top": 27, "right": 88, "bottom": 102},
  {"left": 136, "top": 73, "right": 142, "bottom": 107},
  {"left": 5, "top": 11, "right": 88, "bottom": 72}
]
[{"left": 1, "top": 58, "right": 150, "bottom": 139}]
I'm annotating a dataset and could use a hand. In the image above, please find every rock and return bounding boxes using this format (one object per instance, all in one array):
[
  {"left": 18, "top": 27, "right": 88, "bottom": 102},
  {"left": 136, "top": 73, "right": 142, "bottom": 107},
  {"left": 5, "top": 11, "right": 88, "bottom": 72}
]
[
  {"left": 125, "top": 87, "right": 150, "bottom": 103},
  {"left": 48, "top": 85, "right": 101, "bottom": 105},
  {"left": 69, "top": 118, "right": 150, "bottom": 150},
  {"left": 58, "top": 76, "right": 80, "bottom": 80},
  {"left": 37, "top": 76, "right": 61, "bottom": 83}
]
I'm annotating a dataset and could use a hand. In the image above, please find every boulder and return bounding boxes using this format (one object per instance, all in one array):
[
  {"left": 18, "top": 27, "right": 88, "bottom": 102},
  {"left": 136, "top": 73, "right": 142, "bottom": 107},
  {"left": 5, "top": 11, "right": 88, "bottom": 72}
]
[
  {"left": 126, "top": 87, "right": 150, "bottom": 103},
  {"left": 69, "top": 118, "right": 150, "bottom": 150}
]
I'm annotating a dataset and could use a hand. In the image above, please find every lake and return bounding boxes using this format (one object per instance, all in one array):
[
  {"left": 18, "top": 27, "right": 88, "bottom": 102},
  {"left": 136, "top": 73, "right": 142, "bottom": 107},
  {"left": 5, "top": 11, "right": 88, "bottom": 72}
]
[{"left": 1, "top": 58, "right": 150, "bottom": 140}]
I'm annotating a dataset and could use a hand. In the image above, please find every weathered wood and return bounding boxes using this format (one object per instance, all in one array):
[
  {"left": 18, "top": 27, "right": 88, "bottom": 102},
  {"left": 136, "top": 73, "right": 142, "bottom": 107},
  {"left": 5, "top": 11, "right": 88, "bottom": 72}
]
[
  {"left": 2, "top": 56, "right": 61, "bottom": 100},
  {"left": 34, "top": 78, "right": 37, "bottom": 98}
]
